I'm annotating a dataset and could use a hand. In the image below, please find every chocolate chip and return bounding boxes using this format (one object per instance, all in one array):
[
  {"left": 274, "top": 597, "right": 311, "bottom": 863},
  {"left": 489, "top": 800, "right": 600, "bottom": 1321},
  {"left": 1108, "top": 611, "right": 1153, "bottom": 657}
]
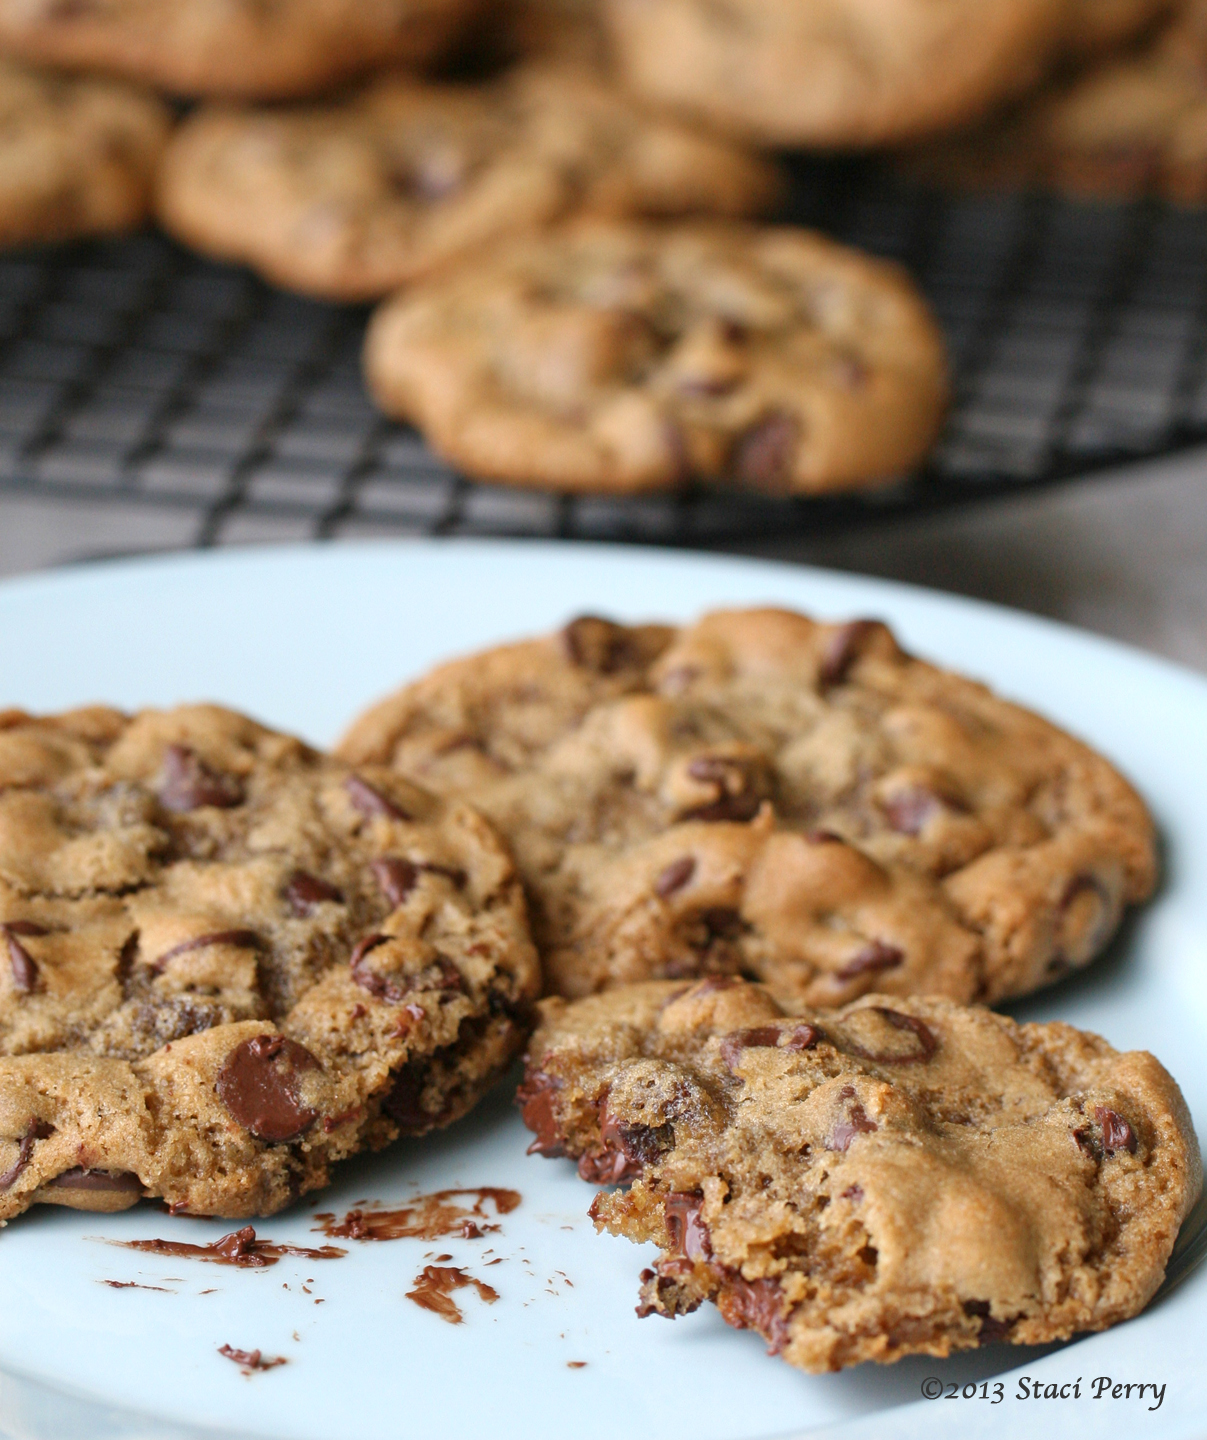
[
  {"left": 881, "top": 788, "right": 943, "bottom": 835},
  {"left": 835, "top": 940, "right": 904, "bottom": 982},
  {"left": 0, "top": 1117, "right": 53, "bottom": 1190},
  {"left": 3, "top": 921, "right": 49, "bottom": 937},
  {"left": 841, "top": 1184, "right": 864, "bottom": 1202},
  {"left": 372, "top": 858, "right": 419, "bottom": 907},
  {"left": 842, "top": 1007, "right": 938, "bottom": 1063},
  {"left": 283, "top": 872, "right": 343, "bottom": 916},
  {"left": 215, "top": 1034, "right": 320, "bottom": 1144},
  {"left": 716, "top": 1275, "right": 791, "bottom": 1355},
  {"left": 152, "top": 929, "right": 261, "bottom": 974},
  {"left": 805, "top": 829, "right": 844, "bottom": 845},
  {"left": 560, "top": 616, "right": 634, "bottom": 674},
  {"left": 159, "top": 745, "right": 243, "bottom": 813},
  {"left": 1094, "top": 1106, "right": 1137, "bottom": 1156},
  {"left": 578, "top": 1101, "right": 673, "bottom": 1184},
  {"left": 3, "top": 926, "right": 40, "bottom": 994},
  {"left": 49, "top": 1168, "right": 142, "bottom": 1193},
  {"left": 382, "top": 1062, "right": 428, "bottom": 1130},
  {"left": 720, "top": 1025, "right": 784, "bottom": 1071},
  {"left": 962, "top": 1299, "right": 1013, "bottom": 1343},
  {"left": 828, "top": 1086, "right": 878, "bottom": 1152},
  {"left": 664, "top": 1191, "right": 711, "bottom": 1262},
  {"left": 516, "top": 1070, "right": 565, "bottom": 1158},
  {"left": 681, "top": 756, "right": 766, "bottom": 823},
  {"left": 694, "top": 908, "right": 744, "bottom": 945},
  {"left": 349, "top": 934, "right": 393, "bottom": 998},
  {"left": 655, "top": 857, "right": 696, "bottom": 898},
  {"left": 781, "top": 1023, "right": 822, "bottom": 1052},
  {"left": 344, "top": 775, "right": 412, "bottom": 821},
  {"left": 732, "top": 412, "right": 798, "bottom": 493},
  {"left": 818, "top": 619, "right": 883, "bottom": 688}
]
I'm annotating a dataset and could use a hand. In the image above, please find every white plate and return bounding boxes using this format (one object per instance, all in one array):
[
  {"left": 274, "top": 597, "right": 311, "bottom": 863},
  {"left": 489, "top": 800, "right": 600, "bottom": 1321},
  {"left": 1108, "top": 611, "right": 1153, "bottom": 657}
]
[{"left": 0, "top": 539, "right": 1204, "bottom": 1440}]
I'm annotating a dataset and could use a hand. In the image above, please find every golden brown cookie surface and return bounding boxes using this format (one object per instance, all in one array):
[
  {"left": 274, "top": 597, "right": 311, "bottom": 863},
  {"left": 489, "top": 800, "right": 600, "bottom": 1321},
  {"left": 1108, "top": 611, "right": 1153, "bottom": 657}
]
[
  {"left": 0, "top": 704, "right": 539, "bottom": 1222},
  {"left": 520, "top": 978, "right": 1202, "bottom": 1371},
  {"left": 339, "top": 608, "right": 1155, "bottom": 1007}
]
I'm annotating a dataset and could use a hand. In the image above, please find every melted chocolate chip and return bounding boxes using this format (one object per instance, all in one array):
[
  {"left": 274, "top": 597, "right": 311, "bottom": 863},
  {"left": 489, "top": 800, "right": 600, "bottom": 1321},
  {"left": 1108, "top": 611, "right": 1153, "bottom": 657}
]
[
  {"left": 827, "top": 1092, "right": 878, "bottom": 1153},
  {"left": 681, "top": 756, "right": 765, "bottom": 823},
  {"left": 664, "top": 1191, "right": 711, "bottom": 1262},
  {"left": 818, "top": 619, "right": 883, "bottom": 689},
  {"left": 3, "top": 926, "right": 40, "bottom": 994},
  {"left": 152, "top": 929, "right": 261, "bottom": 973},
  {"left": 4, "top": 921, "right": 48, "bottom": 937},
  {"left": 0, "top": 1117, "right": 53, "bottom": 1190},
  {"left": 720, "top": 1025, "right": 783, "bottom": 1071},
  {"left": 655, "top": 856, "right": 696, "bottom": 899},
  {"left": 283, "top": 872, "right": 343, "bottom": 916},
  {"left": 49, "top": 1168, "right": 142, "bottom": 1193},
  {"left": 381, "top": 1062, "right": 430, "bottom": 1131},
  {"left": 372, "top": 858, "right": 419, "bottom": 906},
  {"left": 160, "top": 745, "right": 243, "bottom": 812},
  {"left": 732, "top": 412, "right": 798, "bottom": 493},
  {"left": 344, "top": 775, "right": 411, "bottom": 821},
  {"left": 716, "top": 1275, "right": 791, "bottom": 1354},
  {"left": 835, "top": 941, "right": 904, "bottom": 982},
  {"left": 578, "top": 1102, "right": 673, "bottom": 1185},
  {"left": 1094, "top": 1106, "right": 1137, "bottom": 1155},
  {"left": 561, "top": 616, "right": 634, "bottom": 674},
  {"left": 215, "top": 1035, "right": 319, "bottom": 1143},
  {"left": 842, "top": 1007, "right": 938, "bottom": 1064},
  {"left": 782, "top": 1023, "right": 823, "bottom": 1052},
  {"left": 516, "top": 1070, "right": 565, "bottom": 1158},
  {"left": 349, "top": 934, "right": 392, "bottom": 997},
  {"left": 963, "top": 1299, "right": 1014, "bottom": 1343}
]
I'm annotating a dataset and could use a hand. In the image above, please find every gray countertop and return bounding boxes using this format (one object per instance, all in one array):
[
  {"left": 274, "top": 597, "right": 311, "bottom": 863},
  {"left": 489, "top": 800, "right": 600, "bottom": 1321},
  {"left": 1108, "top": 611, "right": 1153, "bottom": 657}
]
[{"left": 3, "top": 446, "right": 1206, "bottom": 676}]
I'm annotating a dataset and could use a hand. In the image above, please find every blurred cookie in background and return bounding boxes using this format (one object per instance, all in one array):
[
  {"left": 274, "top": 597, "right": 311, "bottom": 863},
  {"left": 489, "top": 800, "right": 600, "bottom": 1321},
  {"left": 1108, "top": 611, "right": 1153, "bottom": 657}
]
[
  {"left": 156, "top": 63, "right": 783, "bottom": 302},
  {"left": 899, "top": 7, "right": 1207, "bottom": 204},
  {"left": 599, "top": 0, "right": 1070, "bottom": 149},
  {"left": 362, "top": 220, "right": 948, "bottom": 495},
  {"left": 1063, "top": 0, "right": 1174, "bottom": 56},
  {"left": 0, "top": 0, "right": 479, "bottom": 100},
  {"left": 0, "top": 60, "right": 169, "bottom": 249}
]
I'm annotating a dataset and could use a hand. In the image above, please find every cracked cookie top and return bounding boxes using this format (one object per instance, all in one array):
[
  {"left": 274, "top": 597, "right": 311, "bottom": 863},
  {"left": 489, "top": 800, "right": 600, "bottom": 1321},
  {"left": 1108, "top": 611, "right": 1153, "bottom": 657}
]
[
  {"left": 339, "top": 607, "right": 1156, "bottom": 1007},
  {"left": 0, "top": 703, "right": 539, "bottom": 1221},
  {"left": 520, "top": 978, "right": 1201, "bottom": 1371}
]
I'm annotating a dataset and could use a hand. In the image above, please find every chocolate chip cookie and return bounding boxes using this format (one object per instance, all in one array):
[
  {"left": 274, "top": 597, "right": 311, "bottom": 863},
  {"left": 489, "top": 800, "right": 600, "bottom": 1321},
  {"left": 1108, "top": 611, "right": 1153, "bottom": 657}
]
[
  {"left": 900, "top": 10, "right": 1207, "bottom": 204},
  {"left": 0, "top": 0, "right": 476, "bottom": 100},
  {"left": 520, "top": 978, "right": 1202, "bottom": 1371},
  {"left": 363, "top": 222, "right": 948, "bottom": 494},
  {"left": 0, "top": 60, "right": 169, "bottom": 249},
  {"left": 157, "top": 64, "right": 782, "bottom": 304},
  {"left": 0, "top": 704, "right": 539, "bottom": 1222},
  {"left": 600, "top": 0, "right": 1069, "bottom": 149},
  {"left": 1065, "top": 0, "right": 1173, "bottom": 56},
  {"left": 338, "top": 609, "right": 1156, "bottom": 1007}
]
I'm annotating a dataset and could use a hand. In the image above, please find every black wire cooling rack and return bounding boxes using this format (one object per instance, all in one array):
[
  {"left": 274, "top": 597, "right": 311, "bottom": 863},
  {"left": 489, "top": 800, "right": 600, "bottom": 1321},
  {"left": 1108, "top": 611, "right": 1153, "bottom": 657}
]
[{"left": 2, "top": 160, "right": 1207, "bottom": 548}]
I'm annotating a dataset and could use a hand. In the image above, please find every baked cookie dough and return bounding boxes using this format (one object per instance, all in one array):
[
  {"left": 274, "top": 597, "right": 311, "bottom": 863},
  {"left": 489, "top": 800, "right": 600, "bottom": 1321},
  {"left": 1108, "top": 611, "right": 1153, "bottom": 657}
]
[
  {"left": 339, "top": 608, "right": 1156, "bottom": 1007},
  {"left": 900, "top": 11, "right": 1207, "bottom": 204},
  {"left": 0, "top": 0, "right": 477, "bottom": 101},
  {"left": 600, "top": 0, "right": 1068, "bottom": 149},
  {"left": 363, "top": 221, "right": 947, "bottom": 494},
  {"left": 0, "top": 704, "right": 539, "bottom": 1222},
  {"left": 157, "top": 65, "right": 782, "bottom": 303},
  {"left": 520, "top": 978, "right": 1202, "bottom": 1371},
  {"left": 1064, "top": 0, "right": 1173, "bottom": 57},
  {"left": 0, "top": 61, "right": 170, "bottom": 249}
]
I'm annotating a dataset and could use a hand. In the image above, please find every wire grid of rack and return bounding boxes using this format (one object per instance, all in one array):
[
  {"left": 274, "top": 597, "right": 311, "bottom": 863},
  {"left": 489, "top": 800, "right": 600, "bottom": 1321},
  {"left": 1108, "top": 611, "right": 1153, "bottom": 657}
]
[{"left": 1, "top": 161, "right": 1206, "bottom": 550}]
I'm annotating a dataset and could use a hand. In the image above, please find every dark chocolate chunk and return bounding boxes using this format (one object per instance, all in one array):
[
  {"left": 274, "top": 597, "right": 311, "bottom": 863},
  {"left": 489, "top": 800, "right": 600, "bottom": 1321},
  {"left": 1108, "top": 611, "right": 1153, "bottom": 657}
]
[
  {"left": 3, "top": 926, "right": 40, "bottom": 994},
  {"left": 716, "top": 1274, "right": 792, "bottom": 1354},
  {"left": 827, "top": 1090, "right": 878, "bottom": 1152},
  {"left": 561, "top": 616, "right": 634, "bottom": 674},
  {"left": 664, "top": 1191, "right": 711, "bottom": 1262},
  {"left": 0, "top": 1117, "right": 53, "bottom": 1190},
  {"left": 1095, "top": 1106, "right": 1138, "bottom": 1156},
  {"left": 283, "top": 872, "right": 343, "bottom": 916},
  {"left": 382, "top": 1062, "right": 429, "bottom": 1130},
  {"left": 681, "top": 755, "right": 766, "bottom": 823},
  {"left": 215, "top": 1034, "right": 319, "bottom": 1143},
  {"left": 349, "top": 934, "right": 395, "bottom": 999},
  {"left": 517, "top": 1070, "right": 565, "bottom": 1158},
  {"left": 655, "top": 856, "right": 696, "bottom": 899},
  {"left": 963, "top": 1299, "right": 1014, "bottom": 1343},
  {"left": 344, "top": 775, "right": 411, "bottom": 821},
  {"left": 835, "top": 941, "right": 904, "bottom": 982},
  {"left": 372, "top": 857, "right": 466, "bottom": 907},
  {"left": 818, "top": 619, "right": 884, "bottom": 688},
  {"left": 732, "top": 412, "right": 798, "bottom": 493},
  {"left": 578, "top": 1101, "right": 673, "bottom": 1184},
  {"left": 160, "top": 744, "right": 243, "bottom": 812},
  {"left": 720, "top": 1024, "right": 783, "bottom": 1071},
  {"left": 49, "top": 1168, "right": 142, "bottom": 1193},
  {"left": 152, "top": 929, "right": 261, "bottom": 973}
]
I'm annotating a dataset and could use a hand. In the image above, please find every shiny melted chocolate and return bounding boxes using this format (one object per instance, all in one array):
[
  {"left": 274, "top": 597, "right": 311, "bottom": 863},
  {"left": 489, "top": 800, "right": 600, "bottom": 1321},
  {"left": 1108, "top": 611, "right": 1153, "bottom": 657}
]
[
  {"left": 109, "top": 1225, "right": 346, "bottom": 1268},
  {"left": 405, "top": 1265, "right": 499, "bottom": 1324},
  {"left": 313, "top": 1187, "right": 521, "bottom": 1242}
]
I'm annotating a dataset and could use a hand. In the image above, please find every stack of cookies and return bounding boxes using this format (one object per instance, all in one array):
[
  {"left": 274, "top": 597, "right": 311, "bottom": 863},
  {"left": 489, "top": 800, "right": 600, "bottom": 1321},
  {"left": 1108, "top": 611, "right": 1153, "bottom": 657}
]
[
  {"left": 1, "top": 606, "right": 1201, "bottom": 1377},
  {"left": 2, "top": 0, "right": 1195, "bottom": 506}
]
